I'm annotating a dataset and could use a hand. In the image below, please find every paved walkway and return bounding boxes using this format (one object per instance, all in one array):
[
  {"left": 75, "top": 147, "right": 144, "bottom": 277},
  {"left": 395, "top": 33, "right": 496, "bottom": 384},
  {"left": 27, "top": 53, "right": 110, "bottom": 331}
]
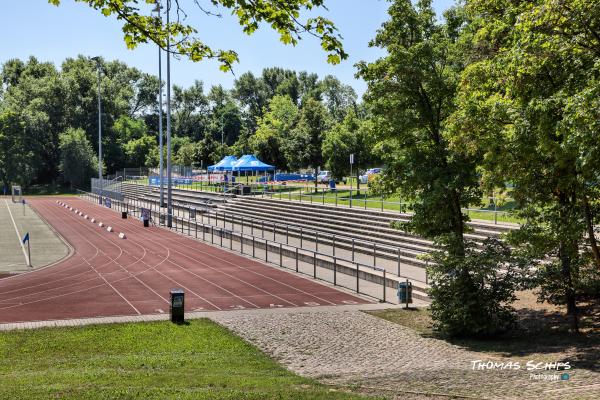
[{"left": 211, "top": 308, "right": 600, "bottom": 400}]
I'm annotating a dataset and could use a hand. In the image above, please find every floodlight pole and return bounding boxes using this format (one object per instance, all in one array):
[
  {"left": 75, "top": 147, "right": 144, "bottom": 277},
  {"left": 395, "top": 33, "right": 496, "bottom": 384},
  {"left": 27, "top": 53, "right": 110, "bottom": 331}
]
[
  {"left": 154, "top": 2, "right": 165, "bottom": 208},
  {"left": 166, "top": 0, "right": 173, "bottom": 227},
  {"left": 93, "top": 57, "right": 103, "bottom": 204}
]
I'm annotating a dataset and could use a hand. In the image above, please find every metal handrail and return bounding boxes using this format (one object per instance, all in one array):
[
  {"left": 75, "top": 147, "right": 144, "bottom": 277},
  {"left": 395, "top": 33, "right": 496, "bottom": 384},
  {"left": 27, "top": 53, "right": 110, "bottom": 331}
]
[
  {"left": 78, "top": 190, "right": 428, "bottom": 302},
  {"left": 78, "top": 190, "right": 430, "bottom": 287}
]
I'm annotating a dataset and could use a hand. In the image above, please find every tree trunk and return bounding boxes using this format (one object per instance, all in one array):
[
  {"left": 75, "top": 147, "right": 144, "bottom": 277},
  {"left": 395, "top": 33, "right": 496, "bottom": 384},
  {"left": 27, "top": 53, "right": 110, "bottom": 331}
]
[
  {"left": 559, "top": 241, "right": 579, "bottom": 332},
  {"left": 582, "top": 195, "right": 600, "bottom": 269},
  {"left": 449, "top": 189, "right": 466, "bottom": 258},
  {"left": 559, "top": 193, "right": 579, "bottom": 333},
  {"left": 356, "top": 168, "right": 360, "bottom": 191}
]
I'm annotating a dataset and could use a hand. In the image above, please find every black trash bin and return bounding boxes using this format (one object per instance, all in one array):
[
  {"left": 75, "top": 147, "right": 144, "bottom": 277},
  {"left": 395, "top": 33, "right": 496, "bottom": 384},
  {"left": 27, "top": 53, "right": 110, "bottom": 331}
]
[
  {"left": 397, "top": 280, "right": 413, "bottom": 308},
  {"left": 121, "top": 211, "right": 127, "bottom": 219},
  {"left": 170, "top": 288, "right": 185, "bottom": 323}
]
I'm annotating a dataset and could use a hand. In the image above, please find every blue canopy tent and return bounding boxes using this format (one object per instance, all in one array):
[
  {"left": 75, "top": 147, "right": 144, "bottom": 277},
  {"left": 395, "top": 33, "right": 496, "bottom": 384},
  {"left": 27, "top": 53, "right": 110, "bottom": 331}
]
[
  {"left": 232, "top": 155, "right": 276, "bottom": 184},
  {"left": 231, "top": 155, "right": 275, "bottom": 172},
  {"left": 207, "top": 155, "right": 238, "bottom": 172}
]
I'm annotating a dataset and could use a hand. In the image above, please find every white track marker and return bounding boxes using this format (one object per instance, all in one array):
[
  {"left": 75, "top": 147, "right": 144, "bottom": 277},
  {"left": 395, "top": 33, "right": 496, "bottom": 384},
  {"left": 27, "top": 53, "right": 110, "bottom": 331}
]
[
  {"left": 91, "top": 218, "right": 96, "bottom": 223},
  {"left": 84, "top": 215, "right": 89, "bottom": 219},
  {"left": 118, "top": 232, "right": 127, "bottom": 239},
  {"left": 107, "top": 226, "right": 113, "bottom": 232},
  {"left": 98, "top": 222, "right": 104, "bottom": 227}
]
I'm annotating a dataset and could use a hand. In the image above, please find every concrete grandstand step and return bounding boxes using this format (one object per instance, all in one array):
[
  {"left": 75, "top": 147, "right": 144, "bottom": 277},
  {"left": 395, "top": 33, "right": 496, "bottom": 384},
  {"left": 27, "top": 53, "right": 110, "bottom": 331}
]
[
  {"left": 219, "top": 198, "right": 496, "bottom": 249},
  {"left": 208, "top": 209, "right": 431, "bottom": 269},
  {"left": 218, "top": 201, "right": 436, "bottom": 254},
  {"left": 240, "top": 196, "right": 514, "bottom": 236}
]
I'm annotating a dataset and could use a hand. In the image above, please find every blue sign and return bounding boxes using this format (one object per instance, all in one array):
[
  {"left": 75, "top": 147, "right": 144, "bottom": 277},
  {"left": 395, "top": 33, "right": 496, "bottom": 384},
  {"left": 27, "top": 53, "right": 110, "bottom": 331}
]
[
  {"left": 22, "top": 232, "right": 29, "bottom": 244},
  {"left": 149, "top": 177, "right": 193, "bottom": 186}
]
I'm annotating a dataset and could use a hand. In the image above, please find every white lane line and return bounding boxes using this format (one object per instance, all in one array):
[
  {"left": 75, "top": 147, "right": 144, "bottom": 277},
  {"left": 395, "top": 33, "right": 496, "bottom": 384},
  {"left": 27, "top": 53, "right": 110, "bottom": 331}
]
[{"left": 4, "top": 199, "right": 29, "bottom": 266}]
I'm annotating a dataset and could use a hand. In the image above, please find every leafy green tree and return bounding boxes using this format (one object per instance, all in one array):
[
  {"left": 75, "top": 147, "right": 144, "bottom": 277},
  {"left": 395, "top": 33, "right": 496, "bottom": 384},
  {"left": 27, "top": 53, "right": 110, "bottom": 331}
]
[
  {"left": 1, "top": 57, "right": 67, "bottom": 184},
  {"left": 357, "top": 0, "right": 480, "bottom": 257},
  {"left": 250, "top": 95, "right": 299, "bottom": 169},
  {"left": 233, "top": 72, "right": 269, "bottom": 132},
  {"left": 284, "top": 98, "right": 330, "bottom": 178},
  {"left": 451, "top": 0, "right": 600, "bottom": 331},
  {"left": 322, "top": 110, "right": 374, "bottom": 188},
  {"left": 48, "top": 0, "right": 347, "bottom": 71},
  {"left": 124, "top": 135, "right": 156, "bottom": 167},
  {"left": 429, "top": 239, "right": 529, "bottom": 337},
  {"left": 172, "top": 81, "right": 209, "bottom": 141},
  {"left": 174, "top": 141, "right": 198, "bottom": 167},
  {"left": 113, "top": 115, "right": 147, "bottom": 142},
  {"left": 319, "top": 75, "right": 357, "bottom": 122},
  {"left": 0, "top": 111, "right": 31, "bottom": 188},
  {"left": 357, "top": 1, "right": 518, "bottom": 337},
  {"left": 297, "top": 71, "right": 322, "bottom": 102},
  {"left": 58, "top": 127, "right": 98, "bottom": 188}
]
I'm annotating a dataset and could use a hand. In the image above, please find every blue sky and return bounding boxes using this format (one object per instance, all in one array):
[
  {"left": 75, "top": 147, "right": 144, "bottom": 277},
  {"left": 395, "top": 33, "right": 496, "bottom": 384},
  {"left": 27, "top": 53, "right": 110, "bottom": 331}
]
[{"left": 1, "top": 0, "right": 455, "bottom": 98}]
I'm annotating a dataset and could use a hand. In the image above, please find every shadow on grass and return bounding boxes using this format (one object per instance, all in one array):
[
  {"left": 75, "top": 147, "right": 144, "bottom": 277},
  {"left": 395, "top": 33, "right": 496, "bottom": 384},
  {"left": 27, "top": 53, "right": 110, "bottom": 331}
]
[{"left": 368, "top": 300, "right": 600, "bottom": 372}]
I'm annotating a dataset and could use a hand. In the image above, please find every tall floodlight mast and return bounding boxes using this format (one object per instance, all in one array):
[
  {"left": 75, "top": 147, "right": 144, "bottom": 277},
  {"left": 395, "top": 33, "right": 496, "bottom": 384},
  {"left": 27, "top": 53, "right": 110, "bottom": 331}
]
[
  {"left": 153, "top": 1, "right": 165, "bottom": 208},
  {"left": 91, "top": 56, "right": 103, "bottom": 204},
  {"left": 166, "top": 0, "right": 173, "bottom": 227}
]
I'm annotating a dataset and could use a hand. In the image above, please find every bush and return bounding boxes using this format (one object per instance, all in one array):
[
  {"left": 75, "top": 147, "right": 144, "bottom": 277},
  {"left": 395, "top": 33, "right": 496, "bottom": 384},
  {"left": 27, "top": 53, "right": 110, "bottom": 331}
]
[{"left": 428, "top": 239, "right": 530, "bottom": 337}]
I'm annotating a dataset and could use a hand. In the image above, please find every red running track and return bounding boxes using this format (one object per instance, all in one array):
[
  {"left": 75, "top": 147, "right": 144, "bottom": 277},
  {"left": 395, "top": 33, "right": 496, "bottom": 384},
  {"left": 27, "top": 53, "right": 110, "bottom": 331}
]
[{"left": 0, "top": 198, "right": 369, "bottom": 324}]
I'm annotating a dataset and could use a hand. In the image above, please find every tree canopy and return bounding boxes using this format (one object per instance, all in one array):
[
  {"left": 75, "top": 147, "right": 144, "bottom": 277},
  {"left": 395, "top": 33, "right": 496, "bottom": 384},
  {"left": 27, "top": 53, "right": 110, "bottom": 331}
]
[{"left": 47, "top": 0, "right": 348, "bottom": 70}]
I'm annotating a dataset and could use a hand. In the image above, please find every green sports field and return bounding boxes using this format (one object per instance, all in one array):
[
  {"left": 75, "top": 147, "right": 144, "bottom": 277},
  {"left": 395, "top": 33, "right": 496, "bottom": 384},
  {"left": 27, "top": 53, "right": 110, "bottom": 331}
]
[{"left": 0, "top": 320, "right": 376, "bottom": 400}]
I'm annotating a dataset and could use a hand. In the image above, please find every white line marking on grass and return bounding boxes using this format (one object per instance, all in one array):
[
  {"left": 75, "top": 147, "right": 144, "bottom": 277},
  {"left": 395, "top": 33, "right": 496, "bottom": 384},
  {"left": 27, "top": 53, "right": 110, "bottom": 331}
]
[{"left": 4, "top": 199, "right": 29, "bottom": 266}]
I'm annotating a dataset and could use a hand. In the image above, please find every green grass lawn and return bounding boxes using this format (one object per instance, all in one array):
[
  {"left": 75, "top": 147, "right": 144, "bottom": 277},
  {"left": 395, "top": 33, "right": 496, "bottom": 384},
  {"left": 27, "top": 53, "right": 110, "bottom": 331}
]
[{"left": 0, "top": 320, "right": 375, "bottom": 400}]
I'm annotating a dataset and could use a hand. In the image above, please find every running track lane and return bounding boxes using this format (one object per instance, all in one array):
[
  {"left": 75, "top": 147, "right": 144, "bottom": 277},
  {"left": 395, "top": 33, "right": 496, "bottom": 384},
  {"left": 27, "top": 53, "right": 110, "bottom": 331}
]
[{"left": 0, "top": 197, "right": 370, "bottom": 323}]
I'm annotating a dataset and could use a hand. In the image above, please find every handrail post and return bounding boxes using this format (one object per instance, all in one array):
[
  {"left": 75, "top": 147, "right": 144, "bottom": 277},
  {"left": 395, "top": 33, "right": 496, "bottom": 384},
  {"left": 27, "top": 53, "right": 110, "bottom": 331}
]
[
  {"left": 382, "top": 270, "right": 386, "bottom": 303},
  {"left": 332, "top": 234, "right": 336, "bottom": 257},
  {"left": 373, "top": 242, "right": 377, "bottom": 266},
  {"left": 333, "top": 257, "right": 337, "bottom": 286},
  {"left": 295, "top": 248, "right": 299, "bottom": 272}
]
